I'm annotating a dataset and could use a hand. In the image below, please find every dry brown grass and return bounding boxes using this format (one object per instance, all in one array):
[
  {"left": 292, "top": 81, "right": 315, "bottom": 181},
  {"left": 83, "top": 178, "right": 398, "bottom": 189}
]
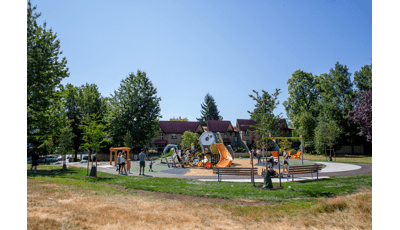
[{"left": 27, "top": 179, "right": 371, "bottom": 230}]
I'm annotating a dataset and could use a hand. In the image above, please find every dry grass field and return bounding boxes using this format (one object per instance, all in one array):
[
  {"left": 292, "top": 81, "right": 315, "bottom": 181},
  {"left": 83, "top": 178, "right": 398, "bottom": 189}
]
[{"left": 27, "top": 178, "right": 372, "bottom": 230}]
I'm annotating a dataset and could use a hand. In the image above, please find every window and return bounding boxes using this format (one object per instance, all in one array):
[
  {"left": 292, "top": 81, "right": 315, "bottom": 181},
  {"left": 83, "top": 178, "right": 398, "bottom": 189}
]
[
  {"left": 159, "top": 132, "right": 164, "bottom": 140},
  {"left": 171, "top": 133, "right": 177, "bottom": 139},
  {"left": 224, "top": 133, "right": 227, "bottom": 138},
  {"left": 245, "top": 130, "right": 250, "bottom": 136},
  {"left": 234, "top": 137, "right": 238, "bottom": 142}
]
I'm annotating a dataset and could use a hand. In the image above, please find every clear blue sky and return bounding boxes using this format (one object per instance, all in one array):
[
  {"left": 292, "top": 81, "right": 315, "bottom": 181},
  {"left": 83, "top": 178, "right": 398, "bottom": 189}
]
[{"left": 33, "top": 0, "right": 371, "bottom": 124}]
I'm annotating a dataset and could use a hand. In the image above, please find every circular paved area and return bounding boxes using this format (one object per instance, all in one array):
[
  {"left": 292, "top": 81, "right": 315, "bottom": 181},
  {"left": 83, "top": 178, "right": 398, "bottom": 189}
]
[{"left": 67, "top": 159, "right": 371, "bottom": 182}]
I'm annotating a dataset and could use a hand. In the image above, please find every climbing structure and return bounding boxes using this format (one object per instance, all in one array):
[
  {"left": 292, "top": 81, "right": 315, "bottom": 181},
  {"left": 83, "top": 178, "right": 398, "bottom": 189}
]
[{"left": 199, "top": 131, "right": 233, "bottom": 167}]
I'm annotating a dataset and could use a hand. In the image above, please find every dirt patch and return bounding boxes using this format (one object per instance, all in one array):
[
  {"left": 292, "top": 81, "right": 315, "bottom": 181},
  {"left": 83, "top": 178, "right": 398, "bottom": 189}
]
[{"left": 94, "top": 182, "right": 280, "bottom": 206}]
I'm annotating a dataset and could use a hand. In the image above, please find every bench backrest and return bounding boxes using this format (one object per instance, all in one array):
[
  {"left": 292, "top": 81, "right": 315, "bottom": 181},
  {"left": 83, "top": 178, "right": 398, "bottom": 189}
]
[
  {"left": 288, "top": 164, "right": 322, "bottom": 173},
  {"left": 212, "top": 167, "right": 258, "bottom": 175}
]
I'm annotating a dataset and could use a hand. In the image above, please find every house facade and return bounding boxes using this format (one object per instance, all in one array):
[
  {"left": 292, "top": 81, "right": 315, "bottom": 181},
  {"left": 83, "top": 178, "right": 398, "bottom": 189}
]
[
  {"left": 206, "top": 120, "right": 241, "bottom": 147},
  {"left": 148, "top": 119, "right": 293, "bottom": 152},
  {"left": 149, "top": 121, "right": 204, "bottom": 152}
]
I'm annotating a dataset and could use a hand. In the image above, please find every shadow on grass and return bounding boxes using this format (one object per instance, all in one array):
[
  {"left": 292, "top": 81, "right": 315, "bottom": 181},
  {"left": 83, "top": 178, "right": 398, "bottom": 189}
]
[{"left": 295, "top": 178, "right": 333, "bottom": 184}]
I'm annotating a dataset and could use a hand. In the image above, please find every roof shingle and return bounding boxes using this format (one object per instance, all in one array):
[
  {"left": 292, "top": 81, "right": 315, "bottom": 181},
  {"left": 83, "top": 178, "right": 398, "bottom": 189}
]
[{"left": 159, "top": 121, "right": 203, "bottom": 133}]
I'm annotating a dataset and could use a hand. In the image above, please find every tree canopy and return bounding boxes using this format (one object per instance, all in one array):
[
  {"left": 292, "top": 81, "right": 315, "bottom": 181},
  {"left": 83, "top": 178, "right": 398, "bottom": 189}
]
[
  {"left": 247, "top": 89, "right": 283, "bottom": 150},
  {"left": 348, "top": 90, "right": 372, "bottom": 142},
  {"left": 354, "top": 64, "right": 372, "bottom": 92},
  {"left": 27, "top": 1, "right": 69, "bottom": 151},
  {"left": 108, "top": 70, "right": 161, "bottom": 147},
  {"left": 197, "top": 93, "right": 223, "bottom": 126}
]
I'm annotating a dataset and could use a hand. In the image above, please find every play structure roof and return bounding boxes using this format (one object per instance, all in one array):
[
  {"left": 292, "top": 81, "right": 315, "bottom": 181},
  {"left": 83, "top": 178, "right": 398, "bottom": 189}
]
[
  {"left": 159, "top": 121, "right": 204, "bottom": 133},
  {"left": 109, "top": 147, "right": 131, "bottom": 150},
  {"left": 207, "top": 120, "right": 234, "bottom": 132}
]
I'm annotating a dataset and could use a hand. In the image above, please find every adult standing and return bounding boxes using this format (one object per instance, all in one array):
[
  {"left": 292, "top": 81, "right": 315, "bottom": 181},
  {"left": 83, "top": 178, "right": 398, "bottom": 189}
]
[
  {"left": 30, "top": 150, "right": 39, "bottom": 174},
  {"left": 121, "top": 152, "right": 127, "bottom": 175},
  {"left": 116, "top": 152, "right": 121, "bottom": 174},
  {"left": 282, "top": 148, "right": 290, "bottom": 178},
  {"left": 139, "top": 148, "right": 146, "bottom": 176},
  {"left": 256, "top": 149, "right": 261, "bottom": 164}
]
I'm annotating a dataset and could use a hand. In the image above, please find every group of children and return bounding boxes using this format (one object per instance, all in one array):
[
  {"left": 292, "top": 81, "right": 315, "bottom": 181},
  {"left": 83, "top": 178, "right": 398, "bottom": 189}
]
[{"left": 116, "top": 149, "right": 154, "bottom": 176}]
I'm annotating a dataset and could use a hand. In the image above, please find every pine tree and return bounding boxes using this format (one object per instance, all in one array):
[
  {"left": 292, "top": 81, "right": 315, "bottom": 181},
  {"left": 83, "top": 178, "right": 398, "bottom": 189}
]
[
  {"left": 197, "top": 93, "right": 223, "bottom": 126},
  {"left": 27, "top": 1, "right": 69, "bottom": 150}
]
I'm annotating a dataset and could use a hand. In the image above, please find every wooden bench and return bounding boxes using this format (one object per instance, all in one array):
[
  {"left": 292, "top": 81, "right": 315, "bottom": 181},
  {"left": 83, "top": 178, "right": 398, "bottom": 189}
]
[
  {"left": 213, "top": 167, "right": 258, "bottom": 182},
  {"left": 287, "top": 164, "right": 323, "bottom": 181}
]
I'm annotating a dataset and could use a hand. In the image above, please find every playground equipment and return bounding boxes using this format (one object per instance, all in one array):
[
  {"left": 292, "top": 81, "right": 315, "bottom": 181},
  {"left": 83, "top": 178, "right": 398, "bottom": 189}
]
[
  {"left": 162, "top": 144, "right": 180, "bottom": 168},
  {"left": 199, "top": 131, "right": 233, "bottom": 168}
]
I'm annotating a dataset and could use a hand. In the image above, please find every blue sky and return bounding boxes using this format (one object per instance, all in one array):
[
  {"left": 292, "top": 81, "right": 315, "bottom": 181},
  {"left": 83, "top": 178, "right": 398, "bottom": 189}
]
[{"left": 32, "top": 0, "right": 371, "bottom": 124}]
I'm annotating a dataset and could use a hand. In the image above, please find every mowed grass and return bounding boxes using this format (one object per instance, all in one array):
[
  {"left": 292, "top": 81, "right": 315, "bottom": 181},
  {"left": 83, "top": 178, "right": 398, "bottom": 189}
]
[
  {"left": 302, "top": 153, "right": 372, "bottom": 164},
  {"left": 27, "top": 165, "right": 372, "bottom": 229},
  {"left": 27, "top": 165, "right": 371, "bottom": 202}
]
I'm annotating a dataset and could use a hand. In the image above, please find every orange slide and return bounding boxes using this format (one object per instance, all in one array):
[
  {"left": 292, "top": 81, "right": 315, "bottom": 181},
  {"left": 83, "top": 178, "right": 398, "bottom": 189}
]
[{"left": 214, "top": 143, "right": 233, "bottom": 167}]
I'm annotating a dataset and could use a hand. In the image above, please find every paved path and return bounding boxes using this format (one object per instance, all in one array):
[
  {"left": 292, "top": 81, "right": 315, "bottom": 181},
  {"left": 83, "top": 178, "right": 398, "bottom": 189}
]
[{"left": 67, "top": 160, "right": 371, "bottom": 183}]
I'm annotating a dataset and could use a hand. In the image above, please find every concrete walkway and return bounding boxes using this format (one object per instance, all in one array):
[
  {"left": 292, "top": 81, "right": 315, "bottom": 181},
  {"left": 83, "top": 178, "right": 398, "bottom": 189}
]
[{"left": 67, "top": 159, "right": 371, "bottom": 183}]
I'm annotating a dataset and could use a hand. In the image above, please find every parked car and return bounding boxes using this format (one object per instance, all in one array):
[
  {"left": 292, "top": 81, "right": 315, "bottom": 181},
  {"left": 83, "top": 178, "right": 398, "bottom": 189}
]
[{"left": 27, "top": 158, "right": 32, "bottom": 164}]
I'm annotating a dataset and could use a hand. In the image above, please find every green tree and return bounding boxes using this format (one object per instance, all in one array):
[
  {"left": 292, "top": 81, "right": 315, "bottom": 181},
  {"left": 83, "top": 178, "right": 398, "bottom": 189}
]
[
  {"left": 247, "top": 89, "right": 283, "bottom": 152},
  {"left": 27, "top": 1, "right": 69, "bottom": 151},
  {"left": 317, "top": 62, "right": 355, "bottom": 152},
  {"left": 181, "top": 131, "right": 199, "bottom": 149},
  {"left": 80, "top": 114, "right": 108, "bottom": 176},
  {"left": 109, "top": 70, "right": 161, "bottom": 147},
  {"left": 314, "top": 116, "right": 341, "bottom": 155},
  {"left": 353, "top": 64, "right": 372, "bottom": 92},
  {"left": 56, "top": 119, "right": 75, "bottom": 171},
  {"left": 170, "top": 116, "right": 188, "bottom": 121},
  {"left": 197, "top": 93, "right": 223, "bottom": 126},
  {"left": 283, "top": 70, "right": 320, "bottom": 122},
  {"left": 123, "top": 131, "right": 134, "bottom": 149},
  {"left": 294, "top": 111, "right": 317, "bottom": 152},
  {"left": 61, "top": 83, "right": 107, "bottom": 161},
  {"left": 278, "top": 139, "right": 292, "bottom": 152}
]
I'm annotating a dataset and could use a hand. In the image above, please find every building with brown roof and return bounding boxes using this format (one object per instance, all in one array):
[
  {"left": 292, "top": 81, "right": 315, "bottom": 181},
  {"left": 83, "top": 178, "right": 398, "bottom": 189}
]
[
  {"left": 149, "top": 121, "right": 204, "bottom": 152},
  {"left": 207, "top": 120, "right": 240, "bottom": 147}
]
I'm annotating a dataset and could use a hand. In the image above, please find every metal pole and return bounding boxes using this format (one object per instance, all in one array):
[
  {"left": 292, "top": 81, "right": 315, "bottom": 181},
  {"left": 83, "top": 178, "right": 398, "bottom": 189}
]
[
  {"left": 251, "top": 149, "right": 255, "bottom": 187},
  {"left": 278, "top": 150, "right": 281, "bottom": 187},
  {"left": 301, "top": 135, "right": 304, "bottom": 165}
]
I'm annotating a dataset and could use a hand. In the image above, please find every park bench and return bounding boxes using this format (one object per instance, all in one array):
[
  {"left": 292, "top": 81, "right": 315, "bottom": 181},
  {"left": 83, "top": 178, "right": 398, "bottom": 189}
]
[
  {"left": 212, "top": 167, "right": 258, "bottom": 182},
  {"left": 261, "top": 164, "right": 323, "bottom": 181},
  {"left": 287, "top": 164, "right": 323, "bottom": 181}
]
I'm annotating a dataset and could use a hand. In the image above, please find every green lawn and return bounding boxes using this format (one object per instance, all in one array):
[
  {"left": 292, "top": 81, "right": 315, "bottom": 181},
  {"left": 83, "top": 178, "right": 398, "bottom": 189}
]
[
  {"left": 27, "top": 165, "right": 371, "bottom": 202},
  {"left": 302, "top": 153, "right": 372, "bottom": 164}
]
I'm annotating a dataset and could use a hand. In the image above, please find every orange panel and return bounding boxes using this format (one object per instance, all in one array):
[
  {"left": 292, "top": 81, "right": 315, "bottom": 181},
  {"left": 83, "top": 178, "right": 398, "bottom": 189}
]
[
  {"left": 214, "top": 143, "right": 233, "bottom": 167},
  {"left": 272, "top": 151, "right": 278, "bottom": 157}
]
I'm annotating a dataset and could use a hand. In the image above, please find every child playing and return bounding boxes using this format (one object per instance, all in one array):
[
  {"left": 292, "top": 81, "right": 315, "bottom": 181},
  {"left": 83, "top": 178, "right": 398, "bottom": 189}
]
[{"left": 149, "top": 158, "right": 154, "bottom": 172}]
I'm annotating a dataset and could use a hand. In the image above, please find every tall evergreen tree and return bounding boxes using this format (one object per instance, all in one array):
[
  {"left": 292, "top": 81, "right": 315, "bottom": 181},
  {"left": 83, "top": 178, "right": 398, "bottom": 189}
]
[
  {"left": 197, "top": 93, "right": 223, "bottom": 126},
  {"left": 109, "top": 70, "right": 161, "bottom": 147},
  {"left": 27, "top": 1, "right": 69, "bottom": 151}
]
